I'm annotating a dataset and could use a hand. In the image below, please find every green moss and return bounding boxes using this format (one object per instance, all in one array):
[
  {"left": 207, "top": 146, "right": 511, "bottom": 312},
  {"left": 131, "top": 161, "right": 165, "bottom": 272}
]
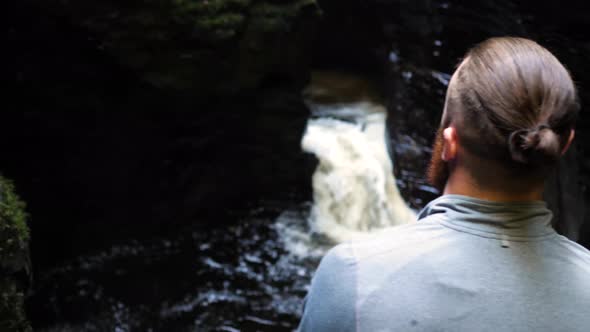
[
  {"left": 250, "top": 0, "right": 318, "bottom": 17},
  {"left": 173, "top": 0, "right": 251, "bottom": 15},
  {"left": 0, "top": 176, "right": 29, "bottom": 252},
  {"left": 195, "top": 12, "right": 246, "bottom": 30},
  {"left": 170, "top": 0, "right": 249, "bottom": 40},
  {"left": 75, "top": 0, "right": 319, "bottom": 89},
  {"left": 0, "top": 175, "right": 30, "bottom": 281},
  {"left": 0, "top": 176, "right": 31, "bottom": 331},
  {"left": 249, "top": 0, "right": 319, "bottom": 32},
  {"left": 191, "top": 12, "right": 245, "bottom": 41}
]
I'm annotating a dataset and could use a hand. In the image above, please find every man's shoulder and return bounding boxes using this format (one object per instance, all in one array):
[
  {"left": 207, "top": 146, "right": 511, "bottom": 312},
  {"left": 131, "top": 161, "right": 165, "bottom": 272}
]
[
  {"left": 330, "top": 216, "right": 450, "bottom": 265},
  {"left": 553, "top": 234, "right": 590, "bottom": 269}
]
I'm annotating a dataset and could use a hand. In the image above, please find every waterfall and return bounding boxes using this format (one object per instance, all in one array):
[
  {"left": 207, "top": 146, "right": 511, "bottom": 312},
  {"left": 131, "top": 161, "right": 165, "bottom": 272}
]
[{"left": 301, "top": 100, "right": 416, "bottom": 243}]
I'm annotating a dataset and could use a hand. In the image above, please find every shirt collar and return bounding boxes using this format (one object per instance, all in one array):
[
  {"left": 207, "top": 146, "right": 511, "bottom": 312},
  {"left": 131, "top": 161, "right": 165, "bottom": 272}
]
[{"left": 417, "top": 194, "right": 556, "bottom": 240}]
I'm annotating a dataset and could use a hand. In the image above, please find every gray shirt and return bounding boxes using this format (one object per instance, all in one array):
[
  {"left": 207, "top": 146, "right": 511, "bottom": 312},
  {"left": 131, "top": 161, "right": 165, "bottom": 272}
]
[{"left": 298, "top": 194, "right": 590, "bottom": 332}]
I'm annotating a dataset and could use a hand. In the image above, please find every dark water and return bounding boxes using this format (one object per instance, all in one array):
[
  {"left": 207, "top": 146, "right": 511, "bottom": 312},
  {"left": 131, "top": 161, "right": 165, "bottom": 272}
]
[
  {"left": 16, "top": 0, "right": 590, "bottom": 330},
  {"left": 30, "top": 203, "right": 315, "bottom": 331},
  {"left": 26, "top": 86, "right": 439, "bottom": 330},
  {"left": 31, "top": 167, "right": 436, "bottom": 332},
  {"left": 27, "top": 93, "right": 439, "bottom": 330}
]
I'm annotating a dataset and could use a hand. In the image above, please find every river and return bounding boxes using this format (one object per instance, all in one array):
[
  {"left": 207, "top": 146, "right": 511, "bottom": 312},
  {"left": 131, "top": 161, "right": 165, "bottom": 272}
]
[{"left": 30, "top": 71, "right": 439, "bottom": 331}]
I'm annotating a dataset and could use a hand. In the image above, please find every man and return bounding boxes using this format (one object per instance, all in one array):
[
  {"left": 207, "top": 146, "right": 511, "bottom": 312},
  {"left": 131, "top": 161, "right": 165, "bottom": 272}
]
[{"left": 298, "top": 37, "right": 590, "bottom": 331}]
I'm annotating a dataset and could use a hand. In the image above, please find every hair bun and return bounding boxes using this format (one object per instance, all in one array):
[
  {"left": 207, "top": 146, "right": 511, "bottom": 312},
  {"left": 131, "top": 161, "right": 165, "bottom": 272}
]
[{"left": 508, "top": 125, "right": 561, "bottom": 164}]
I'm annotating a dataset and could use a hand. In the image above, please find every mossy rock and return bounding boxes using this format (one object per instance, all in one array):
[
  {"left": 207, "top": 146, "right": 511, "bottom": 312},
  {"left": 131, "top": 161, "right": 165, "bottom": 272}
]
[
  {"left": 173, "top": 0, "right": 252, "bottom": 14},
  {"left": 44, "top": 0, "right": 320, "bottom": 90},
  {"left": 195, "top": 12, "right": 246, "bottom": 29},
  {"left": 0, "top": 176, "right": 29, "bottom": 270},
  {"left": 249, "top": 0, "right": 320, "bottom": 32},
  {"left": 0, "top": 175, "right": 31, "bottom": 332}
]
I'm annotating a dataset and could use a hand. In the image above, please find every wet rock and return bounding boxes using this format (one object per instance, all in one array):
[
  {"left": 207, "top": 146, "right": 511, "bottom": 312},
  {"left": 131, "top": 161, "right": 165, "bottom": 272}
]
[{"left": 310, "top": 0, "right": 590, "bottom": 243}]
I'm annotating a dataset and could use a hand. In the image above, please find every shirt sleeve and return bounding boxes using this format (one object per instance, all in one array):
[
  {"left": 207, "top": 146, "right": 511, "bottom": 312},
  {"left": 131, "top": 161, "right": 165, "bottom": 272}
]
[{"left": 297, "top": 243, "right": 357, "bottom": 332}]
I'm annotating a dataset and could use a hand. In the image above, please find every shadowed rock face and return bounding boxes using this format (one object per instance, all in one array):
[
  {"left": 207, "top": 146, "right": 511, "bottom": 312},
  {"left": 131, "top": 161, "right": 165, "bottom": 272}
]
[
  {"left": 30, "top": 0, "right": 320, "bottom": 93},
  {"left": 312, "top": 0, "right": 590, "bottom": 245},
  {"left": 3, "top": 1, "right": 319, "bottom": 270}
]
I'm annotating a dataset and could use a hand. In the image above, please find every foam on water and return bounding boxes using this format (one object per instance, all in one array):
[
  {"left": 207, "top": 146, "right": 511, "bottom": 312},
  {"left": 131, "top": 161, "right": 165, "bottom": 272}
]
[{"left": 300, "top": 102, "right": 416, "bottom": 243}]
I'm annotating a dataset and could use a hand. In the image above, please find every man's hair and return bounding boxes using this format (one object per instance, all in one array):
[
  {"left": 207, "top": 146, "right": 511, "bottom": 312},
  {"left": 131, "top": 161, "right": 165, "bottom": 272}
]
[{"left": 443, "top": 37, "right": 579, "bottom": 178}]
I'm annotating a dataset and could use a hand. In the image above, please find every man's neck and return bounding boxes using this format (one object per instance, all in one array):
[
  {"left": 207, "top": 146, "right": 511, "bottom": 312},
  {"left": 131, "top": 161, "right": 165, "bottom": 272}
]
[{"left": 443, "top": 166, "right": 544, "bottom": 202}]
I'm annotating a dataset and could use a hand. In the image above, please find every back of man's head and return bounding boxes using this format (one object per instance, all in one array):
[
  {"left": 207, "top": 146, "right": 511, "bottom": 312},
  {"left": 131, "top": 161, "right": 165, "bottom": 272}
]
[{"left": 431, "top": 37, "right": 580, "bottom": 191}]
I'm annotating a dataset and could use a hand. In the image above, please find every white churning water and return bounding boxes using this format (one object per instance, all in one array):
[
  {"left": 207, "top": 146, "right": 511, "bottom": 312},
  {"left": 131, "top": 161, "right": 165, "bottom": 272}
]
[{"left": 301, "top": 101, "right": 416, "bottom": 243}]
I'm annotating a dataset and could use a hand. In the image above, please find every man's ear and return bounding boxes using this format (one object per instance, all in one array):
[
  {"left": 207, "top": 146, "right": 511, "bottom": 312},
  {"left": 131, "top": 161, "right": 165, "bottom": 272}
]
[
  {"left": 561, "top": 129, "right": 575, "bottom": 156},
  {"left": 442, "top": 127, "right": 458, "bottom": 161}
]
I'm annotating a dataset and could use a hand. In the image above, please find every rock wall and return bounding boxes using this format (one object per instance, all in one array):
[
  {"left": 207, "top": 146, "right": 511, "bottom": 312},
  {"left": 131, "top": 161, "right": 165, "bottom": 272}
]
[
  {"left": 3, "top": 0, "right": 320, "bottom": 271},
  {"left": 311, "top": 0, "right": 590, "bottom": 245},
  {"left": 33, "top": 0, "right": 320, "bottom": 93},
  {"left": 5, "top": 2, "right": 321, "bottom": 327}
]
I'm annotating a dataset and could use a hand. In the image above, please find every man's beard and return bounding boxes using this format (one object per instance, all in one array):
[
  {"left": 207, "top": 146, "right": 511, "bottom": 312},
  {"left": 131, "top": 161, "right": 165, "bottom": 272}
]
[{"left": 427, "top": 127, "right": 449, "bottom": 193}]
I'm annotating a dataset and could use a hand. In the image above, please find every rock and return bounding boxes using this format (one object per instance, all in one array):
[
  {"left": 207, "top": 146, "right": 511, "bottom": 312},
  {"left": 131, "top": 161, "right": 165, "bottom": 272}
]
[
  {"left": 310, "top": 0, "right": 590, "bottom": 243},
  {"left": 0, "top": 176, "right": 32, "bottom": 332},
  {"left": 34, "top": 0, "right": 321, "bottom": 93},
  {"left": 4, "top": 1, "right": 319, "bottom": 272}
]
